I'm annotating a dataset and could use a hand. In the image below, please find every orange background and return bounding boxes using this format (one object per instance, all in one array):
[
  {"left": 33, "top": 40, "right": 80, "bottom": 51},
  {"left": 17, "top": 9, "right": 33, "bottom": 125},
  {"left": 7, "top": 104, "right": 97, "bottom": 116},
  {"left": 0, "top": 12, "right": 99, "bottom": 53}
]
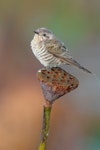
[{"left": 0, "top": 0, "right": 100, "bottom": 149}]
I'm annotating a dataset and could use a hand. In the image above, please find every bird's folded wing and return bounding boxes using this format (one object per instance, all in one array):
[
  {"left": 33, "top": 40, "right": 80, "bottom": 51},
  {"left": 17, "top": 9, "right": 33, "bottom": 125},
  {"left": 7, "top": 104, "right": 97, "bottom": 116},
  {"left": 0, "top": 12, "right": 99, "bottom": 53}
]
[
  {"left": 45, "top": 39, "right": 71, "bottom": 55},
  {"left": 45, "top": 39, "right": 73, "bottom": 61},
  {"left": 45, "top": 39, "right": 92, "bottom": 73}
]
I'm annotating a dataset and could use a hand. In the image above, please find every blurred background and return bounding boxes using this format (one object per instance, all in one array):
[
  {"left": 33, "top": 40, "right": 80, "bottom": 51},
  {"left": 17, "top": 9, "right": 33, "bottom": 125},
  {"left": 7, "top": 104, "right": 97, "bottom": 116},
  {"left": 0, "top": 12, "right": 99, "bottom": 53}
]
[{"left": 0, "top": 0, "right": 100, "bottom": 150}]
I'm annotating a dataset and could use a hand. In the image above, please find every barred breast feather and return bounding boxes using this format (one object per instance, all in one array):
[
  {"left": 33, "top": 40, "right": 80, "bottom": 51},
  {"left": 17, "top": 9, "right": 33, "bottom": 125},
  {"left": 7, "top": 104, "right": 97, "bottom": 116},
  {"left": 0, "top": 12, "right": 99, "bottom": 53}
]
[{"left": 31, "top": 40, "right": 62, "bottom": 67}]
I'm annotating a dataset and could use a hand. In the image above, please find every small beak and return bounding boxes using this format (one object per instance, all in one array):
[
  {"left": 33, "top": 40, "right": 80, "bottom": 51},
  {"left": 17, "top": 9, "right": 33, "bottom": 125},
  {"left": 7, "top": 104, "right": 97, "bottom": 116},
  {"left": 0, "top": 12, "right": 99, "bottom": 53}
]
[{"left": 34, "top": 30, "right": 39, "bottom": 35}]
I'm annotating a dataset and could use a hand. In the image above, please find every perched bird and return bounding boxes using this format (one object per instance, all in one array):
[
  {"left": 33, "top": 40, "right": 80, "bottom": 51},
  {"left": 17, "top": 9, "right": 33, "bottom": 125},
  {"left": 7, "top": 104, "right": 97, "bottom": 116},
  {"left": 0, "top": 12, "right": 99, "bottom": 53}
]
[{"left": 31, "top": 27, "right": 91, "bottom": 74}]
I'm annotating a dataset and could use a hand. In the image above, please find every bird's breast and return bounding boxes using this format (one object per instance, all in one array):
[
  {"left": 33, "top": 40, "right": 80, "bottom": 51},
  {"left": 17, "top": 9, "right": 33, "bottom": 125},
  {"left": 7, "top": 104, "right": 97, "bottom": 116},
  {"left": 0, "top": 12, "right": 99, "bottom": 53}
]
[{"left": 31, "top": 41, "right": 62, "bottom": 67}]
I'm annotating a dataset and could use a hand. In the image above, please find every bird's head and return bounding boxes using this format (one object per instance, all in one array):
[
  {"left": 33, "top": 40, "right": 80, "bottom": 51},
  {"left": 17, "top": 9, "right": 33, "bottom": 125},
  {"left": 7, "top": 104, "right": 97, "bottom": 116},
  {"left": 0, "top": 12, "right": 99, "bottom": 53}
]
[{"left": 33, "top": 27, "right": 55, "bottom": 43}]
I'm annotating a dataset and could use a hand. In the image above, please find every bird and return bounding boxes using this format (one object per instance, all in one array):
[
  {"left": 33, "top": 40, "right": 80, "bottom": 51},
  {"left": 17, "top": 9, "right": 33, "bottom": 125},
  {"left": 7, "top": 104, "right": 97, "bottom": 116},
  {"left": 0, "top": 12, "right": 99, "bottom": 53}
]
[{"left": 31, "top": 27, "right": 91, "bottom": 74}]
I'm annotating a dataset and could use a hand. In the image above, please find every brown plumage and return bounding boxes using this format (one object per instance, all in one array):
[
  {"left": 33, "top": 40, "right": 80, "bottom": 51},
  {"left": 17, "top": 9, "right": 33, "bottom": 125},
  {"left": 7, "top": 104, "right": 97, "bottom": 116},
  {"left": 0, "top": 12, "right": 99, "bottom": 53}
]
[{"left": 31, "top": 27, "right": 91, "bottom": 74}]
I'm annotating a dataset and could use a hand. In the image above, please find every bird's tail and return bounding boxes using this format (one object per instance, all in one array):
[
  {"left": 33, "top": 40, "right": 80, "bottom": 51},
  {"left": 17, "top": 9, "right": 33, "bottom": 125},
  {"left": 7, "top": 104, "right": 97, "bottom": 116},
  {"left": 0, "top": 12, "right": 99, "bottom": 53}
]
[
  {"left": 53, "top": 54, "right": 92, "bottom": 74},
  {"left": 66, "top": 58, "right": 92, "bottom": 74}
]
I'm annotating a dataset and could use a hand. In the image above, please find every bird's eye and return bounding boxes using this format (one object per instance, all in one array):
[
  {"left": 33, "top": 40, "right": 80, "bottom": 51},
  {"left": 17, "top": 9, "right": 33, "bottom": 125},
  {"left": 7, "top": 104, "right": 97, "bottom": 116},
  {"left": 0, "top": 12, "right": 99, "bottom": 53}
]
[{"left": 43, "top": 33, "right": 46, "bottom": 37}]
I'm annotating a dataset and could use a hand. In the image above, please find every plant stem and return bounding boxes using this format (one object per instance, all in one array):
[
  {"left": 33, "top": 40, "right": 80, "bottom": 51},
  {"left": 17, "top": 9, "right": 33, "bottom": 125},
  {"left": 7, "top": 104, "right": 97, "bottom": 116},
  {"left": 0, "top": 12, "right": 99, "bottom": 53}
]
[{"left": 38, "top": 102, "right": 52, "bottom": 150}]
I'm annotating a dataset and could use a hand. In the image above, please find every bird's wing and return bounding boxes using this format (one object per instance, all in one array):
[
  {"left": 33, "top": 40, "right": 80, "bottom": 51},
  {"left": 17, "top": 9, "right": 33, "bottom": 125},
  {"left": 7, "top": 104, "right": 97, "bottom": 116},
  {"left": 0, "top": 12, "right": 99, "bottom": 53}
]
[
  {"left": 45, "top": 39, "right": 92, "bottom": 74},
  {"left": 45, "top": 39, "right": 73, "bottom": 60},
  {"left": 45, "top": 39, "right": 73, "bottom": 58}
]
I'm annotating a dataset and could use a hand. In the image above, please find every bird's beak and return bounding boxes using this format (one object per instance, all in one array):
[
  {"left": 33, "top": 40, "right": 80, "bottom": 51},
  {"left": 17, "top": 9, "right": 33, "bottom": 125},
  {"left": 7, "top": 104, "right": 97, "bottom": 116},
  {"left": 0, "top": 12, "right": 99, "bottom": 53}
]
[{"left": 34, "top": 30, "right": 39, "bottom": 35}]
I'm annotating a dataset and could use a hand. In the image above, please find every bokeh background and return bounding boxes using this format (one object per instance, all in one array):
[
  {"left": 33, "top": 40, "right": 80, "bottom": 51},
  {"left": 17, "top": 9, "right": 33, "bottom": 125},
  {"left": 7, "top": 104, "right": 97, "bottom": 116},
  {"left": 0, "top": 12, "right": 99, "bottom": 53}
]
[{"left": 0, "top": 0, "right": 100, "bottom": 150}]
